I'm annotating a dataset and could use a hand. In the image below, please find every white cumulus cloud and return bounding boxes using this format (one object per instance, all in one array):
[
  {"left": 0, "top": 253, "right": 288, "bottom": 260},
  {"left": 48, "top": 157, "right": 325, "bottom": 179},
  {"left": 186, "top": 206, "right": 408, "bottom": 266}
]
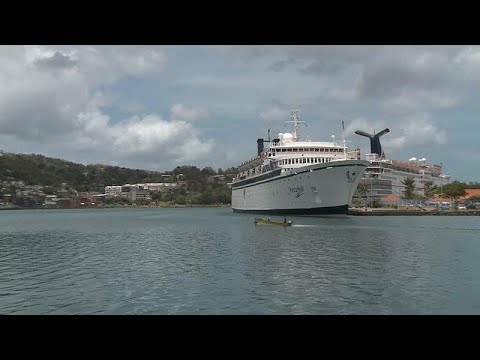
[
  {"left": 0, "top": 45, "right": 214, "bottom": 170},
  {"left": 382, "top": 88, "right": 460, "bottom": 114},
  {"left": 259, "top": 106, "right": 289, "bottom": 122},
  {"left": 345, "top": 114, "right": 446, "bottom": 151},
  {"left": 170, "top": 103, "right": 209, "bottom": 122}
]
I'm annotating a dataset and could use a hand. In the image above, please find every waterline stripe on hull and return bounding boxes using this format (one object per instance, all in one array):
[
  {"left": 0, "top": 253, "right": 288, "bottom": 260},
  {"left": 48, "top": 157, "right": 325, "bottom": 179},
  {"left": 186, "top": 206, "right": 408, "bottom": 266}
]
[{"left": 232, "top": 204, "right": 349, "bottom": 215}]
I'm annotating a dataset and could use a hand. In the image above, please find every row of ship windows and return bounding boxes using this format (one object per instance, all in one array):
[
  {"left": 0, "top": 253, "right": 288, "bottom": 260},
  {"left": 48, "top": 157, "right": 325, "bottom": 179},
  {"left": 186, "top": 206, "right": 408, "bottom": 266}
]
[
  {"left": 278, "top": 157, "right": 333, "bottom": 165},
  {"left": 270, "top": 148, "right": 343, "bottom": 153},
  {"left": 242, "top": 157, "right": 330, "bottom": 177}
]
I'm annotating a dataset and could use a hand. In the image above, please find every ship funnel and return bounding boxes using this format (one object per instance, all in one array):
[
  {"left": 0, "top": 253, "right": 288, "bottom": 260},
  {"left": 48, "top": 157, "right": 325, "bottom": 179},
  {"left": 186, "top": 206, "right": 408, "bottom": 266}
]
[
  {"left": 354, "top": 128, "right": 390, "bottom": 158},
  {"left": 257, "top": 138, "right": 264, "bottom": 156}
]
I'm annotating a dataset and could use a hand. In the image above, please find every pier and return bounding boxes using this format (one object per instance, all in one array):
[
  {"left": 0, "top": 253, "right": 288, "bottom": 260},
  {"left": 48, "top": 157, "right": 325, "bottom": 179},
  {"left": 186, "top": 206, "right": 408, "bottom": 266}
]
[{"left": 348, "top": 208, "right": 480, "bottom": 216}]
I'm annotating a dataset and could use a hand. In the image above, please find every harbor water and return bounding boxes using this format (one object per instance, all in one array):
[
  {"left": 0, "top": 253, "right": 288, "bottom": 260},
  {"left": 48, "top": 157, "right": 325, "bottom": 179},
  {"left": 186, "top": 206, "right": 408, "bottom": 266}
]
[{"left": 1, "top": 208, "right": 479, "bottom": 314}]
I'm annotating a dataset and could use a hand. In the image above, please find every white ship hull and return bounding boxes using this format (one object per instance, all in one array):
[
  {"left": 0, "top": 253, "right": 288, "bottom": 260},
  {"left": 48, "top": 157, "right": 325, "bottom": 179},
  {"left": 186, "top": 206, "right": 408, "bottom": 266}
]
[{"left": 232, "top": 160, "right": 369, "bottom": 214}]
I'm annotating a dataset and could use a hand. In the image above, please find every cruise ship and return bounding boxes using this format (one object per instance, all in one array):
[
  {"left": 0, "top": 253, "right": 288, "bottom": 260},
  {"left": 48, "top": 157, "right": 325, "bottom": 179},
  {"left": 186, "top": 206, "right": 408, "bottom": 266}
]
[
  {"left": 353, "top": 128, "right": 451, "bottom": 199},
  {"left": 230, "top": 110, "right": 370, "bottom": 214}
]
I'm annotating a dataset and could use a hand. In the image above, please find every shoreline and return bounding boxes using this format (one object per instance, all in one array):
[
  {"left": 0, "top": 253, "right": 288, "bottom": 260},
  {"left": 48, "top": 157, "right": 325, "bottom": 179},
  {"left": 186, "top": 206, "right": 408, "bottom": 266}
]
[
  {"left": 0, "top": 204, "right": 231, "bottom": 211},
  {"left": 3, "top": 205, "right": 480, "bottom": 216}
]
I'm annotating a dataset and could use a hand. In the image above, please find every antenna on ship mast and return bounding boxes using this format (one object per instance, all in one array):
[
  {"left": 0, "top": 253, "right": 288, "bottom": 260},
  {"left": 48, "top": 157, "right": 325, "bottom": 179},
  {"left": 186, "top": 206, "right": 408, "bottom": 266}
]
[
  {"left": 286, "top": 107, "right": 306, "bottom": 141},
  {"left": 342, "top": 121, "right": 347, "bottom": 160}
]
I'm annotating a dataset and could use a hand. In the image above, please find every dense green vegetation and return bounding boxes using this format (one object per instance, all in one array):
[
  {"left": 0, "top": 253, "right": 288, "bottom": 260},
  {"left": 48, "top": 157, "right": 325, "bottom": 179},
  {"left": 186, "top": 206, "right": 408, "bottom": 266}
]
[
  {"left": 434, "top": 181, "right": 467, "bottom": 200},
  {"left": 354, "top": 177, "right": 477, "bottom": 204},
  {"left": 3, "top": 152, "right": 478, "bottom": 207},
  {"left": 0, "top": 153, "right": 167, "bottom": 191},
  {"left": 0, "top": 152, "right": 239, "bottom": 205}
]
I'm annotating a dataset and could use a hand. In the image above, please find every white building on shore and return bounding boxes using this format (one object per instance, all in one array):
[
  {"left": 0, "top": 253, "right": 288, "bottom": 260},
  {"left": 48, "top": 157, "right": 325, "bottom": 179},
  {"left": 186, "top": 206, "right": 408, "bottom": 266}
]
[{"left": 105, "top": 186, "right": 123, "bottom": 197}]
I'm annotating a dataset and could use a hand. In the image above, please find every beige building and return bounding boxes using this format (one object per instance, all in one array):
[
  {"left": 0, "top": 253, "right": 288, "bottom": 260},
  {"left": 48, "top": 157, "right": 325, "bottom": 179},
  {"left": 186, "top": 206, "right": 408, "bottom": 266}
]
[
  {"left": 145, "top": 183, "right": 178, "bottom": 192},
  {"left": 105, "top": 186, "right": 123, "bottom": 197}
]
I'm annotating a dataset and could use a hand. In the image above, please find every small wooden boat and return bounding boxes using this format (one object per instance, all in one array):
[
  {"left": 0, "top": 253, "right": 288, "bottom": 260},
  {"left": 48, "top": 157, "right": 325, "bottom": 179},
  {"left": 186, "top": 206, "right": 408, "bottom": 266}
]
[{"left": 254, "top": 217, "right": 293, "bottom": 227}]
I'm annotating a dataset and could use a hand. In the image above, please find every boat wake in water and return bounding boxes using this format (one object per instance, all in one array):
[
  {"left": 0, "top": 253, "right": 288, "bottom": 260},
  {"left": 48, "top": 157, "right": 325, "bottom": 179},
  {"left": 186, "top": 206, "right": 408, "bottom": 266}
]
[{"left": 291, "top": 224, "right": 319, "bottom": 227}]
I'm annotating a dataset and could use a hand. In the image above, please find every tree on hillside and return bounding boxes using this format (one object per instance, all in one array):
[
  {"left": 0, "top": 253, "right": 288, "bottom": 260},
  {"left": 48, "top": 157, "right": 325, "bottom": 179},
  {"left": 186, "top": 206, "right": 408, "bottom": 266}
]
[
  {"left": 151, "top": 192, "right": 162, "bottom": 205},
  {"left": 438, "top": 181, "right": 467, "bottom": 202},
  {"left": 201, "top": 167, "right": 216, "bottom": 176},
  {"left": 199, "top": 191, "right": 216, "bottom": 204},
  {"left": 402, "top": 176, "right": 416, "bottom": 199},
  {"left": 0, "top": 152, "right": 234, "bottom": 205},
  {"left": 223, "top": 167, "right": 239, "bottom": 175},
  {"left": 172, "top": 165, "right": 202, "bottom": 180},
  {"left": 174, "top": 194, "right": 187, "bottom": 205},
  {"left": 135, "top": 199, "right": 151, "bottom": 206},
  {"left": 423, "top": 180, "right": 437, "bottom": 198}
]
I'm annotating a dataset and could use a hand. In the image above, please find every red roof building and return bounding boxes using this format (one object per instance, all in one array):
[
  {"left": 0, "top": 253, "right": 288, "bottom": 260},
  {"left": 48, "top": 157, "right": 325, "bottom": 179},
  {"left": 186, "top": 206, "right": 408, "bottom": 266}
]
[
  {"left": 381, "top": 195, "right": 401, "bottom": 202},
  {"left": 431, "top": 189, "right": 480, "bottom": 202},
  {"left": 459, "top": 189, "right": 480, "bottom": 201}
]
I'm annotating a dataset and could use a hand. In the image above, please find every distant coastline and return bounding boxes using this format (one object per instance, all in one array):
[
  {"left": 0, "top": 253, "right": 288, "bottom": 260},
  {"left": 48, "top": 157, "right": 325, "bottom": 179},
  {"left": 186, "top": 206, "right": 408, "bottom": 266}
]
[
  {"left": 0, "top": 204, "right": 231, "bottom": 211},
  {"left": 4, "top": 205, "right": 480, "bottom": 216}
]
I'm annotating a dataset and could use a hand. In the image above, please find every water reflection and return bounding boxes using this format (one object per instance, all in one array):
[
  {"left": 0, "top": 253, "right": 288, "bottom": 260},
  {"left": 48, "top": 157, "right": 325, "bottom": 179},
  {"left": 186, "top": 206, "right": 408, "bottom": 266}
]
[{"left": 1, "top": 209, "right": 480, "bottom": 314}]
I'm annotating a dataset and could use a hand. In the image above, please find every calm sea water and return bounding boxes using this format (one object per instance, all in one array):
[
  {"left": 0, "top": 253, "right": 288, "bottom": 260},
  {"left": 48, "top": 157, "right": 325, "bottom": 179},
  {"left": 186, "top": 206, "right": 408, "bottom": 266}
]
[{"left": 1, "top": 208, "right": 480, "bottom": 315}]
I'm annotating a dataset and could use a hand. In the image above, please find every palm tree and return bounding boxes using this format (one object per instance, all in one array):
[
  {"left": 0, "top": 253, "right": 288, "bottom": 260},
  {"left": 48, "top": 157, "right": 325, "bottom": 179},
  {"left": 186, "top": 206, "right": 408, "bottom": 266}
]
[
  {"left": 423, "top": 180, "right": 437, "bottom": 198},
  {"left": 356, "top": 182, "right": 368, "bottom": 200},
  {"left": 353, "top": 182, "right": 369, "bottom": 206},
  {"left": 402, "top": 176, "right": 416, "bottom": 199},
  {"left": 356, "top": 182, "right": 368, "bottom": 196}
]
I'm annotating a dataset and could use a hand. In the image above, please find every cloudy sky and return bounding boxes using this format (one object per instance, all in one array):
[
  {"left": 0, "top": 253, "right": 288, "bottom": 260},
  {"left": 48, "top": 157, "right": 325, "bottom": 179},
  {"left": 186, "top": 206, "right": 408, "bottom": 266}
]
[{"left": 0, "top": 45, "right": 479, "bottom": 181}]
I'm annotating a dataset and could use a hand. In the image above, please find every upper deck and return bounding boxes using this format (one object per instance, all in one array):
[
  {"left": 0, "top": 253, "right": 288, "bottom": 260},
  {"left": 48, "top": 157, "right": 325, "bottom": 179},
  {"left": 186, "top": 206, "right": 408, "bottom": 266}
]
[
  {"left": 234, "top": 109, "right": 359, "bottom": 182},
  {"left": 363, "top": 153, "right": 450, "bottom": 180}
]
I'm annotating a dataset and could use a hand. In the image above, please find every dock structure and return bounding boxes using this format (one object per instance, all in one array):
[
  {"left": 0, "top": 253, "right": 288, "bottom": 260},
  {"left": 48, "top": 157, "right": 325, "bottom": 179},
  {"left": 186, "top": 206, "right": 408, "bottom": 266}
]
[{"left": 348, "top": 208, "right": 480, "bottom": 216}]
